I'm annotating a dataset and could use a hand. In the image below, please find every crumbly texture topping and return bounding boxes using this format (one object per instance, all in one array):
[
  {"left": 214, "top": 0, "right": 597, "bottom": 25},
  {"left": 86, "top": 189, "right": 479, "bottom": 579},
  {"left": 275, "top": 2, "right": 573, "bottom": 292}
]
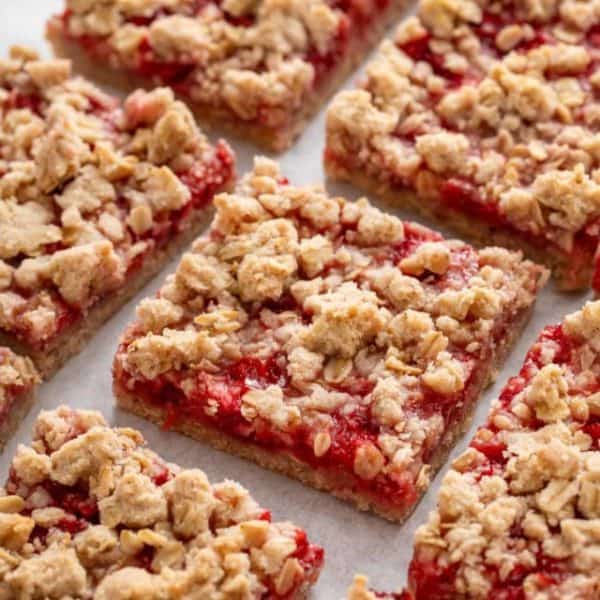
[
  {"left": 0, "top": 347, "right": 39, "bottom": 412},
  {"left": 115, "top": 158, "right": 546, "bottom": 513},
  {"left": 326, "top": 0, "right": 600, "bottom": 255},
  {"left": 53, "top": 0, "right": 349, "bottom": 129},
  {"left": 405, "top": 300, "right": 600, "bottom": 599},
  {"left": 0, "top": 406, "right": 322, "bottom": 599},
  {"left": 0, "top": 47, "right": 233, "bottom": 349}
]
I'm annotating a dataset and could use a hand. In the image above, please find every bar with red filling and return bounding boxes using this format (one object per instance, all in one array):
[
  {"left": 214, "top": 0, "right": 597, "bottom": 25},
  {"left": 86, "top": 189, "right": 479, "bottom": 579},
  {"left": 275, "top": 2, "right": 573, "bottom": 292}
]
[
  {"left": 326, "top": 0, "right": 600, "bottom": 291},
  {"left": 47, "top": 0, "right": 413, "bottom": 151},
  {"left": 113, "top": 158, "right": 547, "bottom": 522},
  {"left": 350, "top": 299, "right": 600, "bottom": 598},
  {"left": 0, "top": 405, "right": 322, "bottom": 598},
  {"left": 0, "top": 46, "right": 235, "bottom": 378},
  {"left": 0, "top": 347, "right": 39, "bottom": 450}
]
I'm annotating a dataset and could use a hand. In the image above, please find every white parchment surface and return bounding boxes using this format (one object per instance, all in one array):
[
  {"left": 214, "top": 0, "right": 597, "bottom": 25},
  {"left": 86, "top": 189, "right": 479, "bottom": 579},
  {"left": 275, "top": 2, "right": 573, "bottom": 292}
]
[{"left": 0, "top": 2, "right": 591, "bottom": 597}]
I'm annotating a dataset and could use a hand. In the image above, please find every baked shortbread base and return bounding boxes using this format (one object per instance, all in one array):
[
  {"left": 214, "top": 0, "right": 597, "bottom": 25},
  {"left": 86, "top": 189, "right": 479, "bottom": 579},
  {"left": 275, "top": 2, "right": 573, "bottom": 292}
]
[
  {"left": 324, "top": 161, "right": 593, "bottom": 291},
  {"left": 0, "top": 406, "right": 324, "bottom": 598},
  {"left": 47, "top": 0, "right": 412, "bottom": 152},
  {"left": 0, "top": 348, "right": 39, "bottom": 451},
  {"left": 113, "top": 158, "right": 547, "bottom": 522},
  {"left": 349, "top": 300, "right": 600, "bottom": 599}
]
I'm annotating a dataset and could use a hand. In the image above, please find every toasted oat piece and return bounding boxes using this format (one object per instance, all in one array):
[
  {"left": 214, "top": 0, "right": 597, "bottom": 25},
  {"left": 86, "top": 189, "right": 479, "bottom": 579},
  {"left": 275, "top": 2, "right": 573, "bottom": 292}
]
[
  {"left": 0, "top": 405, "right": 323, "bottom": 598},
  {"left": 46, "top": 0, "right": 412, "bottom": 152},
  {"left": 0, "top": 46, "right": 235, "bottom": 378},
  {"left": 351, "top": 300, "right": 600, "bottom": 599},
  {"left": 325, "top": 0, "right": 600, "bottom": 291},
  {"left": 0, "top": 347, "right": 39, "bottom": 450},
  {"left": 113, "top": 157, "right": 547, "bottom": 522}
]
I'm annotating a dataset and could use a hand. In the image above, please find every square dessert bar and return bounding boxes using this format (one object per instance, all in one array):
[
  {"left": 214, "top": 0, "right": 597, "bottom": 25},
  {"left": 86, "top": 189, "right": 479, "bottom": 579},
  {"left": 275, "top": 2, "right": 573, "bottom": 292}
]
[
  {"left": 0, "top": 46, "right": 235, "bottom": 378},
  {"left": 326, "top": 0, "right": 600, "bottom": 290},
  {"left": 113, "top": 158, "right": 547, "bottom": 522},
  {"left": 350, "top": 300, "right": 600, "bottom": 599},
  {"left": 47, "top": 0, "right": 412, "bottom": 151},
  {"left": 0, "top": 347, "right": 39, "bottom": 450},
  {"left": 0, "top": 406, "right": 323, "bottom": 598}
]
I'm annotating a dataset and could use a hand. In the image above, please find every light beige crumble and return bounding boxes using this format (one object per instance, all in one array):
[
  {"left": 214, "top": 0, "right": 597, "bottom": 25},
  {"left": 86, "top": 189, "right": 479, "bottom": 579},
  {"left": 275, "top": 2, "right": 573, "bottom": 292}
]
[
  {"left": 55, "top": 0, "right": 344, "bottom": 128},
  {"left": 326, "top": 0, "right": 600, "bottom": 255},
  {"left": 0, "top": 348, "right": 40, "bottom": 410},
  {"left": 0, "top": 48, "right": 230, "bottom": 346},
  {"left": 406, "top": 300, "right": 600, "bottom": 599},
  {"left": 1, "top": 406, "right": 320, "bottom": 598},
  {"left": 116, "top": 158, "right": 546, "bottom": 506}
]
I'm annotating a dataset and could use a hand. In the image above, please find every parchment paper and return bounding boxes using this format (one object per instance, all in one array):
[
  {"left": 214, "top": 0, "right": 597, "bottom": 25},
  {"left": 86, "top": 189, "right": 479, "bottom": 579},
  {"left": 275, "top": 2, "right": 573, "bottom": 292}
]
[{"left": 0, "top": 2, "right": 592, "bottom": 597}]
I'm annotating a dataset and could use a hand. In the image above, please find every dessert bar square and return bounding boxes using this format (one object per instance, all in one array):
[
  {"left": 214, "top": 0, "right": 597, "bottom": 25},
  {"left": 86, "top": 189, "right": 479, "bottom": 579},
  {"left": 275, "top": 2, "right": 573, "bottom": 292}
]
[
  {"left": 0, "top": 46, "right": 235, "bottom": 378},
  {"left": 0, "top": 347, "right": 39, "bottom": 450},
  {"left": 113, "top": 158, "right": 547, "bottom": 522},
  {"left": 47, "top": 0, "right": 412, "bottom": 151},
  {"left": 326, "top": 0, "right": 600, "bottom": 290},
  {"left": 350, "top": 300, "right": 600, "bottom": 599},
  {"left": 0, "top": 406, "right": 323, "bottom": 598}
]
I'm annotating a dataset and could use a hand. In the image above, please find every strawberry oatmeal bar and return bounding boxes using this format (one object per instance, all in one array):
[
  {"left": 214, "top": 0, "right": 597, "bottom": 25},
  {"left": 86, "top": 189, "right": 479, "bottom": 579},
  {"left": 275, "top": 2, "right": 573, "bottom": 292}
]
[
  {"left": 326, "top": 0, "right": 600, "bottom": 290},
  {"left": 349, "top": 300, "right": 600, "bottom": 599},
  {"left": 113, "top": 158, "right": 547, "bottom": 522},
  {"left": 47, "top": 0, "right": 412, "bottom": 151},
  {"left": 0, "top": 47, "right": 235, "bottom": 378},
  {"left": 0, "top": 406, "right": 323, "bottom": 598},
  {"left": 0, "top": 348, "right": 39, "bottom": 451}
]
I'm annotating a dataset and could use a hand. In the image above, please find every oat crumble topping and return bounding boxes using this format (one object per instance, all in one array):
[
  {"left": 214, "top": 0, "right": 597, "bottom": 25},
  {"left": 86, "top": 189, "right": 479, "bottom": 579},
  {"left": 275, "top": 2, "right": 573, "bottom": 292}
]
[
  {"left": 352, "top": 300, "right": 600, "bottom": 598},
  {"left": 0, "top": 406, "right": 323, "bottom": 599},
  {"left": 50, "top": 0, "right": 366, "bottom": 133},
  {"left": 114, "top": 158, "right": 546, "bottom": 518},
  {"left": 0, "top": 47, "right": 234, "bottom": 352},
  {"left": 326, "top": 0, "right": 600, "bottom": 282},
  {"left": 0, "top": 348, "right": 39, "bottom": 421}
]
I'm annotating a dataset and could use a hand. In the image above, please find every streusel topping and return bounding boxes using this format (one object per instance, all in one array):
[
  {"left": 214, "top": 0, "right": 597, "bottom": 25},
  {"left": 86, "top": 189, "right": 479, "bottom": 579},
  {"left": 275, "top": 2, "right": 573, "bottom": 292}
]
[
  {"left": 0, "top": 47, "right": 233, "bottom": 349},
  {"left": 327, "top": 0, "right": 600, "bottom": 253},
  {"left": 0, "top": 406, "right": 322, "bottom": 599},
  {"left": 54, "top": 0, "right": 346, "bottom": 128},
  {"left": 0, "top": 347, "right": 39, "bottom": 411},
  {"left": 116, "top": 158, "right": 546, "bottom": 505},
  {"left": 407, "top": 300, "right": 600, "bottom": 599}
]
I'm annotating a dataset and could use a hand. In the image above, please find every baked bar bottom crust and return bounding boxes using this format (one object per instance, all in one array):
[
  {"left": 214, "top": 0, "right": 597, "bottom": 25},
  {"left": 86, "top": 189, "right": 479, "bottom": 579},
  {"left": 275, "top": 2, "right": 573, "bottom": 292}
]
[
  {"left": 0, "top": 208, "right": 214, "bottom": 379},
  {"left": 115, "top": 303, "right": 535, "bottom": 523},
  {"left": 48, "top": 0, "right": 411, "bottom": 152},
  {"left": 325, "top": 158, "right": 593, "bottom": 291},
  {"left": 0, "top": 388, "right": 36, "bottom": 452}
]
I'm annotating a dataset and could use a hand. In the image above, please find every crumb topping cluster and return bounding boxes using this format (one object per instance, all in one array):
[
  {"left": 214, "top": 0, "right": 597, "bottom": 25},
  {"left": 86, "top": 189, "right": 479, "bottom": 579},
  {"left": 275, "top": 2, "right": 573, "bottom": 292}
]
[
  {"left": 327, "top": 0, "right": 600, "bottom": 253},
  {"left": 0, "top": 46, "right": 233, "bottom": 349},
  {"left": 0, "top": 348, "right": 39, "bottom": 413},
  {"left": 0, "top": 406, "right": 322, "bottom": 599},
  {"left": 54, "top": 0, "right": 347, "bottom": 128},
  {"left": 116, "top": 158, "right": 545, "bottom": 507},
  {"left": 407, "top": 300, "right": 600, "bottom": 599}
]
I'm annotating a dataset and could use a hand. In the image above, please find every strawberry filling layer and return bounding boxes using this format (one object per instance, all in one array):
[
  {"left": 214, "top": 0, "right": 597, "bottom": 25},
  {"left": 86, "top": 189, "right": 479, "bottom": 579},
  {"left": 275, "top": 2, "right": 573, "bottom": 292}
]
[
  {"left": 114, "top": 222, "right": 534, "bottom": 514},
  {"left": 1, "top": 88, "right": 235, "bottom": 352},
  {"left": 407, "top": 323, "right": 599, "bottom": 599}
]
